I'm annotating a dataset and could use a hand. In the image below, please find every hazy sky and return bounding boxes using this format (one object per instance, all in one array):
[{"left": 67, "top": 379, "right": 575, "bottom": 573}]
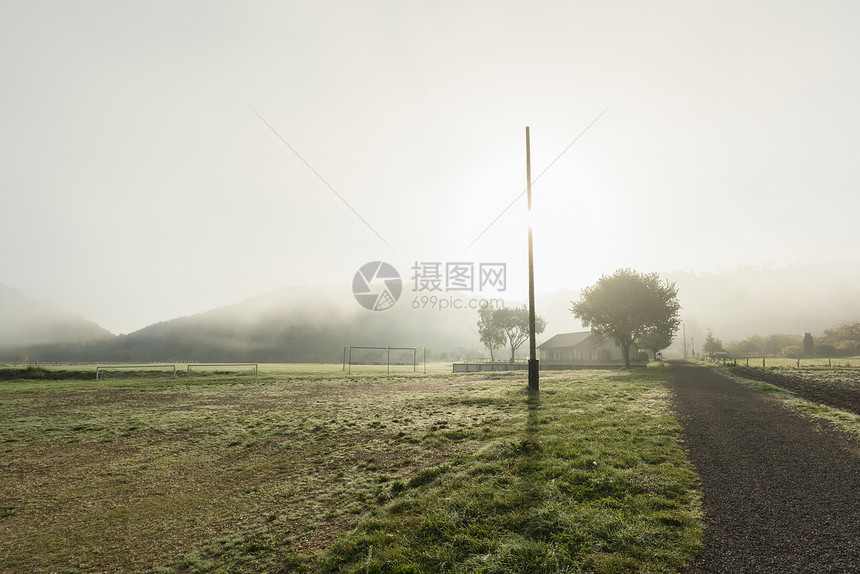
[{"left": 3, "top": 1, "right": 859, "bottom": 334}]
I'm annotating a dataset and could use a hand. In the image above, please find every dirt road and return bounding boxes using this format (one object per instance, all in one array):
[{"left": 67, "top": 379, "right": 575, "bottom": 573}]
[{"left": 669, "top": 361, "right": 860, "bottom": 572}]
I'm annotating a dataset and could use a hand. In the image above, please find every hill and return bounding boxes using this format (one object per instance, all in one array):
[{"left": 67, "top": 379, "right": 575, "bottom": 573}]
[
  {"left": 0, "top": 283, "right": 113, "bottom": 354},
  {"left": 2, "top": 285, "right": 487, "bottom": 363},
  {"left": 118, "top": 285, "right": 486, "bottom": 362}
]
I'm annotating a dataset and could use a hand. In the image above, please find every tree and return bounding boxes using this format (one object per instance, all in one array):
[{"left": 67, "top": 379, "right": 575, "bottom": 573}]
[
  {"left": 802, "top": 332, "right": 814, "bottom": 356},
  {"left": 815, "top": 344, "right": 837, "bottom": 358},
  {"left": 727, "top": 337, "right": 763, "bottom": 356},
  {"left": 495, "top": 306, "right": 546, "bottom": 362},
  {"left": 819, "top": 321, "right": 860, "bottom": 348},
  {"left": 702, "top": 329, "right": 725, "bottom": 355},
  {"left": 571, "top": 268, "right": 681, "bottom": 368},
  {"left": 765, "top": 334, "right": 801, "bottom": 356},
  {"left": 781, "top": 345, "right": 803, "bottom": 359},
  {"left": 112, "top": 349, "right": 132, "bottom": 362},
  {"left": 837, "top": 341, "right": 859, "bottom": 356},
  {"left": 636, "top": 328, "right": 675, "bottom": 359},
  {"left": 477, "top": 307, "right": 507, "bottom": 361}
]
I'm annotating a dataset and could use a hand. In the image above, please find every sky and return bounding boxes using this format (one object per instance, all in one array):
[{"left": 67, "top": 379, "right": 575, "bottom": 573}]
[{"left": 2, "top": 1, "right": 860, "bottom": 335}]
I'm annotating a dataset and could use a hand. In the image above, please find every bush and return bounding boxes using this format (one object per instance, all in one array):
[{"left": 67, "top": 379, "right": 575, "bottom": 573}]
[
  {"left": 815, "top": 344, "right": 837, "bottom": 358},
  {"left": 836, "top": 341, "right": 859, "bottom": 356},
  {"left": 729, "top": 340, "right": 762, "bottom": 355},
  {"left": 637, "top": 351, "right": 650, "bottom": 362},
  {"left": 781, "top": 345, "right": 803, "bottom": 359}
]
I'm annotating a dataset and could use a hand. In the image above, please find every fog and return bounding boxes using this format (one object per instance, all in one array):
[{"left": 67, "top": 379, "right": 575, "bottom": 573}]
[{"left": 2, "top": 2, "right": 860, "bottom": 339}]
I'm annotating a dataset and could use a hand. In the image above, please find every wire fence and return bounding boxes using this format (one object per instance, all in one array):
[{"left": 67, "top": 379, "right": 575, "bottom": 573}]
[{"left": 701, "top": 355, "right": 860, "bottom": 368}]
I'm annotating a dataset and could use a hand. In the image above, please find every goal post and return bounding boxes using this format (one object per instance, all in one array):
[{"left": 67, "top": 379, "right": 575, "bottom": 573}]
[{"left": 343, "top": 346, "right": 421, "bottom": 373}]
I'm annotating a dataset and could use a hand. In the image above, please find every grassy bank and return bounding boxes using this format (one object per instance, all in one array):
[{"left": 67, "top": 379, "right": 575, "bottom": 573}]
[{"left": 0, "top": 366, "right": 700, "bottom": 572}]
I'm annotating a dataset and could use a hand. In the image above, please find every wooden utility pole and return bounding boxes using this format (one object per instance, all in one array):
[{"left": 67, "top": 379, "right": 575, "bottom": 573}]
[
  {"left": 526, "top": 127, "right": 539, "bottom": 392},
  {"left": 683, "top": 322, "right": 687, "bottom": 359}
]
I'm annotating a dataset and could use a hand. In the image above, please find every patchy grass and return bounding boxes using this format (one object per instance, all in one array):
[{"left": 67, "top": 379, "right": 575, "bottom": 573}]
[
  {"left": 316, "top": 368, "right": 701, "bottom": 573},
  {"left": 721, "top": 368, "right": 860, "bottom": 440},
  {"left": 0, "top": 366, "right": 701, "bottom": 573}
]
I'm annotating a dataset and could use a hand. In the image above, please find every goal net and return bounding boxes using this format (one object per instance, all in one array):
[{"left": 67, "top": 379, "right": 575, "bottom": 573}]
[
  {"left": 95, "top": 364, "right": 177, "bottom": 380},
  {"left": 343, "top": 346, "right": 418, "bottom": 373}
]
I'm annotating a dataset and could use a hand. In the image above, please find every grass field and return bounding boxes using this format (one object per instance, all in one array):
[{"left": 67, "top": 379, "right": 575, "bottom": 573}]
[{"left": 0, "top": 364, "right": 701, "bottom": 573}]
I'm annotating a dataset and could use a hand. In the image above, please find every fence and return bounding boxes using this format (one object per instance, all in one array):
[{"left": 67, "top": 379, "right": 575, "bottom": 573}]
[{"left": 701, "top": 355, "right": 860, "bottom": 368}]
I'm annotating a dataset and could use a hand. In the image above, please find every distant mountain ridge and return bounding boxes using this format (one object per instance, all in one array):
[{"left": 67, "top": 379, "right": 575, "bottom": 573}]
[
  {"left": 0, "top": 283, "right": 113, "bottom": 349},
  {"left": 0, "top": 283, "right": 483, "bottom": 362},
  {"left": 117, "top": 284, "right": 483, "bottom": 362}
]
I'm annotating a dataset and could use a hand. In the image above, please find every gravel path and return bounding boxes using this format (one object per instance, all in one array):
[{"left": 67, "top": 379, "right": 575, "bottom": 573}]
[{"left": 669, "top": 361, "right": 860, "bottom": 573}]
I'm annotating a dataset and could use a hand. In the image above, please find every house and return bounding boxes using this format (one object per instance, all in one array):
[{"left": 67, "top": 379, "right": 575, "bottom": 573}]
[{"left": 538, "top": 331, "right": 638, "bottom": 365}]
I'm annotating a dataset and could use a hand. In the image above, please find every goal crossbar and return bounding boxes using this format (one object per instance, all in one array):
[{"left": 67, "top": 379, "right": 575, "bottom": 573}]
[{"left": 96, "top": 364, "right": 176, "bottom": 380}]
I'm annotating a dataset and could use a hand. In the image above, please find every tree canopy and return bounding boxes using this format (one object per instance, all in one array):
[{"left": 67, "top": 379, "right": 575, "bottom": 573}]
[
  {"left": 571, "top": 269, "right": 681, "bottom": 367},
  {"left": 702, "top": 329, "right": 725, "bottom": 355},
  {"left": 477, "top": 306, "right": 546, "bottom": 362},
  {"left": 636, "top": 329, "right": 675, "bottom": 358},
  {"left": 803, "top": 332, "right": 814, "bottom": 356},
  {"left": 477, "top": 306, "right": 507, "bottom": 361},
  {"left": 498, "top": 306, "right": 547, "bottom": 362}
]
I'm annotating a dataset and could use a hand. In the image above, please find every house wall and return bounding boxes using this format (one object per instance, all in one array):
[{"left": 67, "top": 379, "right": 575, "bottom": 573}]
[
  {"left": 540, "top": 338, "right": 639, "bottom": 365},
  {"left": 594, "top": 339, "right": 639, "bottom": 361},
  {"left": 541, "top": 347, "right": 602, "bottom": 365},
  {"left": 540, "top": 349, "right": 578, "bottom": 363},
  {"left": 596, "top": 339, "right": 622, "bottom": 361}
]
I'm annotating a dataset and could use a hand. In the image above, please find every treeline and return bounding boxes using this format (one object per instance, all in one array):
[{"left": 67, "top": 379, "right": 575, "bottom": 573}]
[
  {"left": 815, "top": 321, "right": 860, "bottom": 357},
  {"left": 702, "top": 321, "right": 860, "bottom": 359}
]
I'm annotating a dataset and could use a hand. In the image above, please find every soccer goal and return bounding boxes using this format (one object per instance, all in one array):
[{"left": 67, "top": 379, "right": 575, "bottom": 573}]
[
  {"left": 342, "top": 346, "right": 424, "bottom": 373},
  {"left": 95, "top": 364, "right": 177, "bottom": 381}
]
